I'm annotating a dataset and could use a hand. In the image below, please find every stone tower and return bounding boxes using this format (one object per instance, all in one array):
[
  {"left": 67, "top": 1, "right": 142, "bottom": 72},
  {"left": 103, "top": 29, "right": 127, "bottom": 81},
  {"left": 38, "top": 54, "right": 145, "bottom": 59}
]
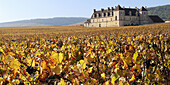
[{"left": 139, "top": 6, "right": 149, "bottom": 24}]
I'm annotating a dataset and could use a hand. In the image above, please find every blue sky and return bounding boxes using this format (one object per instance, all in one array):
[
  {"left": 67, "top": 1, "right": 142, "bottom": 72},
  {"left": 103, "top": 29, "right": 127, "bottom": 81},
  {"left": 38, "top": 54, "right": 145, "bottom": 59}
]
[{"left": 0, "top": 0, "right": 169, "bottom": 23}]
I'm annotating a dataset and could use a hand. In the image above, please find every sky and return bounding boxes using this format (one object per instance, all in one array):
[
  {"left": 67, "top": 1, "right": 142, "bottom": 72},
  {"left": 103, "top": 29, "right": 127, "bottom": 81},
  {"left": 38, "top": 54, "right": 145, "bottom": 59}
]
[{"left": 0, "top": 0, "right": 169, "bottom": 23}]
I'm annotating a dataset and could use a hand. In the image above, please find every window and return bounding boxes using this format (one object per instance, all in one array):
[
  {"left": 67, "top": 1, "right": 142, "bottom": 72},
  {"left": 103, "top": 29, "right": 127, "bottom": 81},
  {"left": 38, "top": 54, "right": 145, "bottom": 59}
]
[
  {"left": 104, "top": 13, "right": 106, "bottom": 17},
  {"left": 102, "top": 19, "right": 104, "bottom": 22},
  {"left": 115, "top": 16, "right": 117, "bottom": 20},
  {"left": 94, "top": 14, "right": 97, "bottom": 18},
  {"left": 111, "top": 18, "right": 112, "bottom": 21},
  {"left": 99, "top": 13, "right": 101, "bottom": 17},
  {"left": 93, "top": 20, "right": 95, "bottom": 23},
  {"left": 108, "top": 12, "right": 110, "bottom": 16}
]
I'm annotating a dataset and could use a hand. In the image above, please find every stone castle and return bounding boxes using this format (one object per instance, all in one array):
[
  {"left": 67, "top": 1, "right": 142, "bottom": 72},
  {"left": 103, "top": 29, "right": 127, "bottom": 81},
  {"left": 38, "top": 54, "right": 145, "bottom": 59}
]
[{"left": 84, "top": 5, "right": 164, "bottom": 27}]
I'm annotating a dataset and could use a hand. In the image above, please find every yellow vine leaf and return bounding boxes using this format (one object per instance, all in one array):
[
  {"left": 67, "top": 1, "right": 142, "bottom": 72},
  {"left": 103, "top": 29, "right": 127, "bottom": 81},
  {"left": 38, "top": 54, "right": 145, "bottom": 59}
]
[
  {"left": 72, "top": 78, "right": 79, "bottom": 85},
  {"left": 8, "top": 52, "right": 15, "bottom": 56},
  {"left": 19, "top": 74, "right": 27, "bottom": 82},
  {"left": 111, "top": 75, "right": 119, "bottom": 84},
  {"left": 13, "top": 79, "right": 20, "bottom": 84},
  {"left": 101, "top": 73, "right": 106, "bottom": 79},
  {"left": 88, "top": 67, "right": 93, "bottom": 73},
  {"left": 53, "top": 65, "right": 62, "bottom": 75},
  {"left": 120, "top": 53, "right": 128, "bottom": 68},
  {"left": 26, "top": 57, "right": 32, "bottom": 66},
  {"left": 80, "top": 60, "right": 86, "bottom": 69},
  {"left": 129, "top": 74, "right": 135, "bottom": 82},
  {"left": 42, "top": 60, "right": 48, "bottom": 70},
  {"left": 58, "top": 78, "right": 66, "bottom": 85},
  {"left": 133, "top": 51, "right": 138, "bottom": 63},
  {"left": 50, "top": 52, "right": 59, "bottom": 65},
  {"left": 103, "top": 81, "right": 109, "bottom": 85},
  {"left": 119, "top": 80, "right": 123, "bottom": 85},
  {"left": 0, "top": 48, "right": 5, "bottom": 55},
  {"left": 9, "top": 59, "right": 21, "bottom": 70},
  {"left": 32, "top": 60, "right": 35, "bottom": 67},
  {"left": 4, "top": 55, "right": 14, "bottom": 64},
  {"left": 59, "top": 53, "right": 64, "bottom": 63},
  {"left": 90, "top": 54, "right": 94, "bottom": 58}
]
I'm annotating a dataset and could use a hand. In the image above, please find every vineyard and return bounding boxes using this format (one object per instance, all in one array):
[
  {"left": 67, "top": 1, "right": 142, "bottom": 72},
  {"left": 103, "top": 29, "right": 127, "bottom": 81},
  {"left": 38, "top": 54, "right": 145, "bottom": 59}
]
[{"left": 0, "top": 23, "right": 169, "bottom": 84}]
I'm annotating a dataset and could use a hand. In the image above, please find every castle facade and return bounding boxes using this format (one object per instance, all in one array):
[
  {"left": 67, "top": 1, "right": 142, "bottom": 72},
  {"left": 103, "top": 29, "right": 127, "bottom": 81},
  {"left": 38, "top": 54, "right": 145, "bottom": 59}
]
[{"left": 84, "top": 5, "right": 164, "bottom": 27}]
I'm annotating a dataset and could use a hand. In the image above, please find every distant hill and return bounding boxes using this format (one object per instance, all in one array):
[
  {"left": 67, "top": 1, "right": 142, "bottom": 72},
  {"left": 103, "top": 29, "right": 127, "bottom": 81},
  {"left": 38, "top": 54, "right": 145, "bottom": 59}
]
[
  {"left": 0, "top": 17, "right": 87, "bottom": 27},
  {"left": 0, "top": 5, "right": 169, "bottom": 27},
  {"left": 147, "top": 5, "right": 170, "bottom": 19}
]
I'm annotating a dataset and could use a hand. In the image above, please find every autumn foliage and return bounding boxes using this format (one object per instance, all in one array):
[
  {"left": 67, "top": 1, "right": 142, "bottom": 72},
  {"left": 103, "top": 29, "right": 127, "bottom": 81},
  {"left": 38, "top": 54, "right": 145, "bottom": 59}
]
[{"left": 0, "top": 23, "right": 169, "bottom": 84}]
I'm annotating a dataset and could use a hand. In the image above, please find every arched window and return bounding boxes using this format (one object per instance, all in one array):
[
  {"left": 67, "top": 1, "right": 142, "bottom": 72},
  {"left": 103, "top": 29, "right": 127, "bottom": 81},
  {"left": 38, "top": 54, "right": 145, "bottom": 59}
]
[
  {"left": 108, "top": 12, "right": 110, "bottom": 16},
  {"left": 94, "top": 14, "right": 97, "bottom": 18},
  {"left": 99, "top": 13, "right": 101, "bottom": 17},
  {"left": 104, "top": 13, "right": 106, "bottom": 17},
  {"left": 115, "top": 16, "right": 117, "bottom": 20}
]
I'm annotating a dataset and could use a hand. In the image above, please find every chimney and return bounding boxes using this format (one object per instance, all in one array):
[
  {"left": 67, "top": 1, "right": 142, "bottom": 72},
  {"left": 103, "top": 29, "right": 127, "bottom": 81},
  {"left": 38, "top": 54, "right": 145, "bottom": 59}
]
[
  {"left": 129, "top": 6, "right": 130, "bottom": 8},
  {"left": 145, "top": 6, "right": 147, "bottom": 8},
  {"left": 93, "top": 9, "right": 96, "bottom": 13},
  {"left": 101, "top": 8, "right": 104, "bottom": 12},
  {"left": 135, "top": 6, "right": 137, "bottom": 9},
  {"left": 115, "top": 6, "right": 117, "bottom": 8},
  {"left": 108, "top": 7, "right": 110, "bottom": 10},
  {"left": 123, "top": 6, "right": 125, "bottom": 8}
]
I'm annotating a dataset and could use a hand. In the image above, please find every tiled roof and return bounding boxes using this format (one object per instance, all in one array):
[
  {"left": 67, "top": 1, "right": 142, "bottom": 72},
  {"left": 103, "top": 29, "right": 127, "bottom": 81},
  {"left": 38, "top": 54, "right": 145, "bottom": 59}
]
[
  {"left": 115, "top": 5, "right": 124, "bottom": 10},
  {"left": 84, "top": 19, "right": 91, "bottom": 23},
  {"left": 140, "top": 6, "right": 147, "bottom": 11},
  {"left": 149, "top": 15, "right": 165, "bottom": 23}
]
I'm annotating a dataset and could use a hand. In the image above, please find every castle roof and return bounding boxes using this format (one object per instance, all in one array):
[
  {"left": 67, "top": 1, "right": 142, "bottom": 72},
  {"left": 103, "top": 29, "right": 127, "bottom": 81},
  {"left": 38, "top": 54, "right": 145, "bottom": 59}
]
[
  {"left": 91, "top": 5, "right": 149, "bottom": 18},
  {"left": 115, "top": 5, "right": 124, "bottom": 10},
  {"left": 84, "top": 19, "right": 91, "bottom": 23},
  {"left": 149, "top": 15, "right": 165, "bottom": 23},
  {"left": 140, "top": 6, "right": 147, "bottom": 11}
]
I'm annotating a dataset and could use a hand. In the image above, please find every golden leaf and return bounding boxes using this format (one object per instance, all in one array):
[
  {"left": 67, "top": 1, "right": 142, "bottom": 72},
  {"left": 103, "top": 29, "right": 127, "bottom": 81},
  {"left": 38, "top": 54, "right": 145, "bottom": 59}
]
[
  {"left": 129, "top": 74, "right": 135, "bottom": 82},
  {"left": 26, "top": 57, "right": 32, "bottom": 66},
  {"left": 9, "top": 59, "right": 21, "bottom": 70},
  {"left": 53, "top": 65, "right": 62, "bottom": 75},
  {"left": 59, "top": 53, "right": 64, "bottom": 63},
  {"left": 101, "top": 73, "right": 106, "bottom": 79},
  {"left": 42, "top": 60, "right": 48, "bottom": 70},
  {"left": 80, "top": 60, "right": 86, "bottom": 69},
  {"left": 133, "top": 51, "right": 138, "bottom": 63},
  {"left": 111, "top": 75, "right": 119, "bottom": 84},
  {"left": 58, "top": 78, "right": 66, "bottom": 85},
  {"left": 88, "top": 67, "right": 93, "bottom": 73},
  {"left": 103, "top": 81, "right": 109, "bottom": 85}
]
